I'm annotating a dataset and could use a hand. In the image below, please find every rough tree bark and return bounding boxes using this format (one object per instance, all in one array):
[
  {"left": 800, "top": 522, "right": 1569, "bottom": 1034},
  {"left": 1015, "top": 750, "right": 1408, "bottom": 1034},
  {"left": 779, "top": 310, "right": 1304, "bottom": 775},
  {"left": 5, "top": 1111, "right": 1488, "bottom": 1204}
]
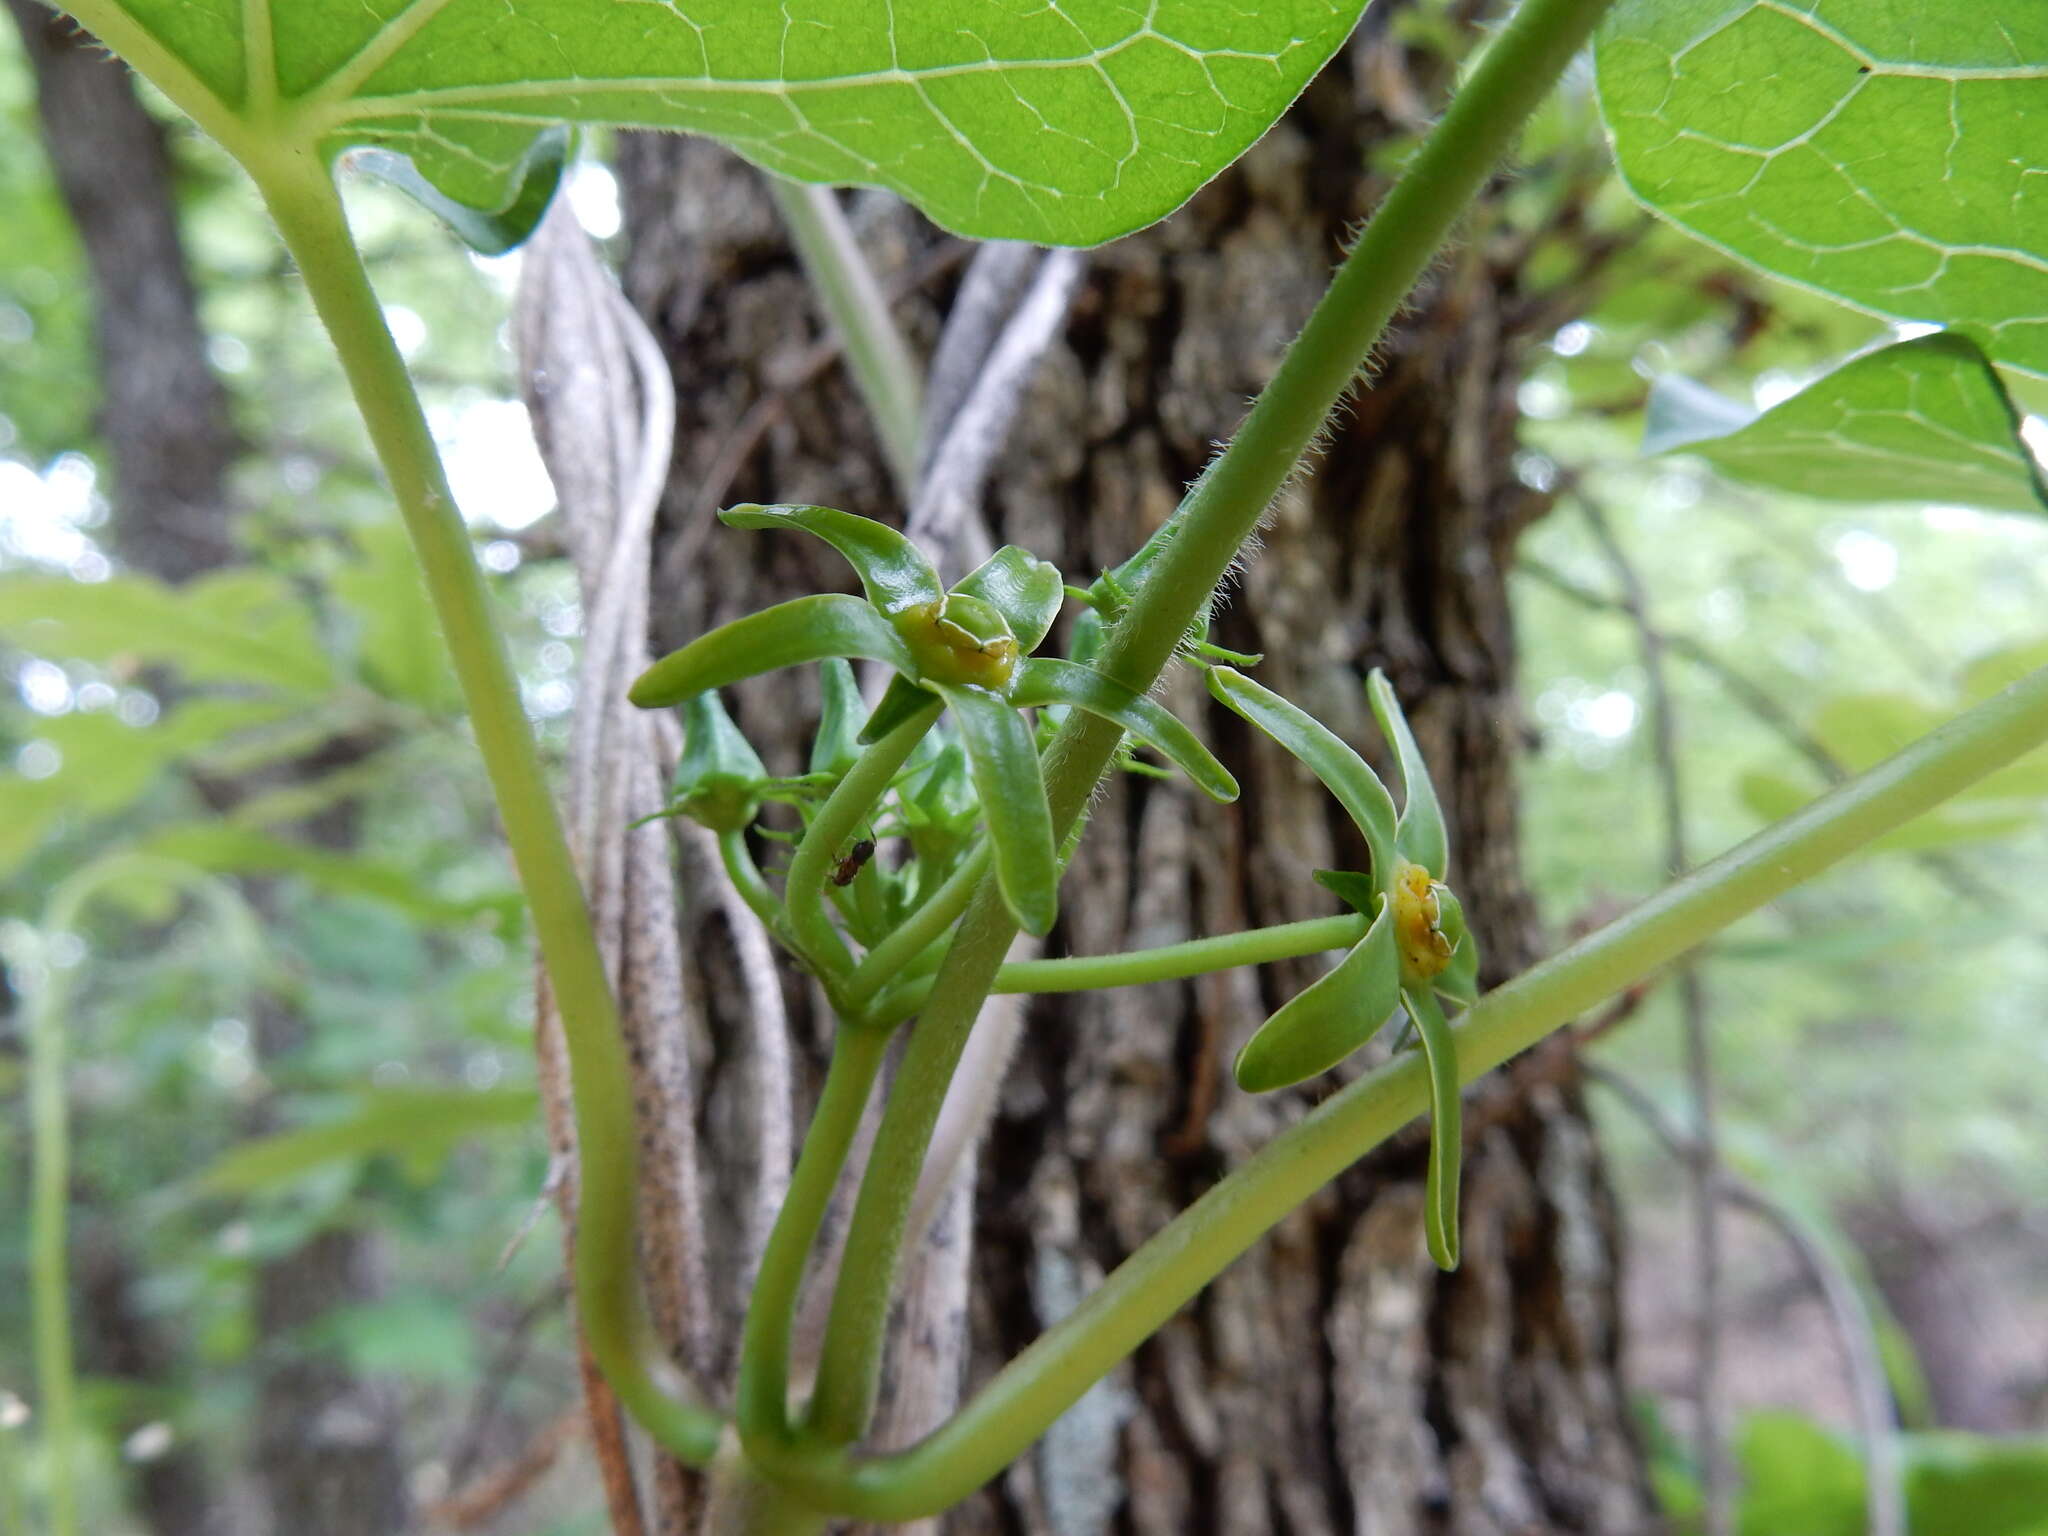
[
  {"left": 6, "top": 10, "right": 410, "bottom": 1533},
  {"left": 618, "top": 11, "right": 1652, "bottom": 1533}
]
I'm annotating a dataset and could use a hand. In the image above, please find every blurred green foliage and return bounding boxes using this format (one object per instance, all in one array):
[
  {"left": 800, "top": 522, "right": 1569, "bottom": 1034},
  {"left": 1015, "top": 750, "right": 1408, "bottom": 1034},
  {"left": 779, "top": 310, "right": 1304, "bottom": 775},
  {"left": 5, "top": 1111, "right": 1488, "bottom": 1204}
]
[
  {"left": 2, "top": 9, "right": 2047, "bottom": 1529},
  {"left": 1650, "top": 1406, "right": 2048, "bottom": 1536}
]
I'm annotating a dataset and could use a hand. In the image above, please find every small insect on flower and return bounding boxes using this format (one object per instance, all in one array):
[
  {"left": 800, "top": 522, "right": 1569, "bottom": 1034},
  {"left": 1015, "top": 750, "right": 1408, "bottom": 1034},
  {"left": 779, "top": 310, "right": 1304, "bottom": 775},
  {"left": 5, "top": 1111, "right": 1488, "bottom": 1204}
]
[{"left": 830, "top": 838, "right": 876, "bottom": 887}]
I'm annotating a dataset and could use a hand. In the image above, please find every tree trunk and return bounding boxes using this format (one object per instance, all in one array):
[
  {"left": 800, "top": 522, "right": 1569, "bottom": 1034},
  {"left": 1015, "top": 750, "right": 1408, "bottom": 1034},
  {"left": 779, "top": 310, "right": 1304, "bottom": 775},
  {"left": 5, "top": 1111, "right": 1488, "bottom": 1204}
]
[
  {"left": 3, "top": 0, "right": 239, "bottom": 583},
  {"left": 619, "top": 11, "right": 1651, "bottom": 1531},
  {"left": 7, "top": 11, "right": 410, "bottom": 1532}
]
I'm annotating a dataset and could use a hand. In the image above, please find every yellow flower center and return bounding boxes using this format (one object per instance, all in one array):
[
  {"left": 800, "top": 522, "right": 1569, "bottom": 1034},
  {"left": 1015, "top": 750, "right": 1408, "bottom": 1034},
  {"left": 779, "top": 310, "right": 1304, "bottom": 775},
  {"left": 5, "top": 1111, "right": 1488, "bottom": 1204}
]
[
  {"left": 1393, "top": 860, "right": 1454, "bottom": 983},
  {"left": 896, "top": 599, "right": 1019, "bottom": 691}
]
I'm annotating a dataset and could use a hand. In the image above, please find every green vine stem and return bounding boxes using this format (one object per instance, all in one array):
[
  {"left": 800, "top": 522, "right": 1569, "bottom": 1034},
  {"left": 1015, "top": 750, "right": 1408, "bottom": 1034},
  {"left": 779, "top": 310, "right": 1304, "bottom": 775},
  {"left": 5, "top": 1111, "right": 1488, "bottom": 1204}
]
[
  {"left": 776, "top": 655, "right": 2048, "bottom": 1521},
  {"left": 720, "top": 826, "right": 788, "bottom": 936},
  {"left": 866, "top": 912, "right": 1371, "bottom": 1026},
  {"left": 805, "top": 0, "right": 1621, "bottom": 1449},
  {"left": 783, "top": 701, "right": 941, "bottom": 988},
  {"left": 21, "top": 857, "right": 257, "bottom": 1536},
  {"left": 246, "top": 160, "right": 725, "bottom": 1464},
  {"left": 737, "top": 1026, "right": 892, "bottom": 1456},
  {"left": 768, "top": 176, "right": 925, "bottom": 499}
]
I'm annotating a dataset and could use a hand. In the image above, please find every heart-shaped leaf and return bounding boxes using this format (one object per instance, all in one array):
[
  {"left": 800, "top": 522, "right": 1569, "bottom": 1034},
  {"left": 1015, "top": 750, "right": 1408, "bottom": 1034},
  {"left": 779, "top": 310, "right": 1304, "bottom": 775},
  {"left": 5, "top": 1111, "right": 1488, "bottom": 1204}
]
[
  {"left": 1645, "top": 334, "right": 2048, "bottom": 516},
  {"left": 67, "top": 0, "right": 1375, "bottom": 247},
  {"left": 350, "top": 125, "right": 570, "bottom": 255},
  {"left": 1597, "top": 0, "right": 2048, "bottom": 376}
]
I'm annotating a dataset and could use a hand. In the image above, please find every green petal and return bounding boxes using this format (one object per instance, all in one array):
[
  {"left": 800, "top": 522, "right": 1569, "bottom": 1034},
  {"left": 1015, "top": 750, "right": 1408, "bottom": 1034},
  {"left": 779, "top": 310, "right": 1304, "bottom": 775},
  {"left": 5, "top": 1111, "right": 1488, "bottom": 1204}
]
[
  {"left": 859, "top": 674, "right": 944, "bottom": 746},
  {"left": 630, "top": 594, "right": 914, "bottom": 708},
  {"left": 1367, "top": 669, "right": 1448, "bottom": 878},
  {"left": 1433, "top": 888, "right": 1480, "bottom": 1008},
  {"left": 903, "top": 736, "right": 976, "bottom": 826},
  {"left": 1067, "top": 607, "right": 1107, "bottom": 668},
  {"left": 670, "top": 692, "right": 769, "bottom": 832},
  {"left": 1404, "top": 985, "right": 1462, "bottom": 1272},
  {"left": 719, "top": 504, "right": 943, "bottom": 615},
  {"left": 929, "top": 591, "right": 1014, "bottom": 649},
  {"left": 953, "top": 547, "right": 1065, "bottom": 654},
  {"left": 809, "top": 659, "right": 867, "bottom": 777},
  {"left": 1233, "top": 903, "right": 1400, "bottom": 1093},
  {"left": 1208, "top": 666, "right": 1397, "bottom": 882},
  {"left": 899, "top": 737, "right": 979, "bottom": 893},
  {"left": 1010, "top": 659, "right": 1238, "bottom": 803},
  {"left": 1312, "top": 868, "right": 1380, "bottom": 917},
  {"left": 933, "top": 683, "right": 1058, "bottom": 936}
]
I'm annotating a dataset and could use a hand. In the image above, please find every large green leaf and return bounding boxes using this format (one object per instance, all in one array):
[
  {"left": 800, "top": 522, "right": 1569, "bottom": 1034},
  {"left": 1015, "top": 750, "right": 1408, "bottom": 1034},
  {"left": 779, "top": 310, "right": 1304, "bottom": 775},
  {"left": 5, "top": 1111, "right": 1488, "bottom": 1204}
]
[
  {"left": 1646, "top": 334, "right": 2048, "bottom": 515},
  {"left": 303, "top": 1295, "right": 479, "bottom": 1385},
  {"left": 1737, "top": 681, "right": 2048, "bottom": 853},
  {"left": 1806, "top": 691, "right": 2048, "bottom": 803},
  {"left": 0, "top": 697, "right": 302, "bottom": 877},
  {"left": 0, "top": 568, "right": 332, "bottom": 693},
  {"left": 1740, "top": 769, "right": 2033, "bottom": 855},
  {"left": 329, "top": 520, "right": 461, "bottom": 711},
  {"left": 136, "top": 822, "right": 519, "bottom": 929},
  {"left": 1735, "top": 1410, "right": 2048, "bottom": 1536},
  {"left": 197, "top": 1086, "right": 539, "bottom": 1193},
  {"left": 1597, "top": 1, "right": 2048, "bottom": 376},
  {"left": 68, "top": 0, "right": 1371, "bottom": 246}
]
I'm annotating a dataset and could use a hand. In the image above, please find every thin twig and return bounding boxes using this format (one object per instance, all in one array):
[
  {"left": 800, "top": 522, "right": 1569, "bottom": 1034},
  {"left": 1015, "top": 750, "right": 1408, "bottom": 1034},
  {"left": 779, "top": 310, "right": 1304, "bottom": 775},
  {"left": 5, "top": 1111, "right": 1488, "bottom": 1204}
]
[
  {"left": 1584, "top": 1064, "right": 1903, "bottom": 1536},
  {"left": 1576, "top": 490, "right": 1728, "bottom": 1536},
  {"left": 1517, "top": 555, "right": 1843, "bottom": 781},
  {"left": 768, "top": 177, "right": 925, "bottom": 498},
  {"left": 425, "top": 1407, "right": 585, "bottom": 1531},
  {"left": 517, "top": 204, "right": 720, "bottom": 1534},
  {"left": 917, "top": 242, "right": 1041, "bottom": 475},
  {"left": 1715, "top": 497, "right": 1948, "bottom": 691},
  {"left": 907, "top": 248, "right": 1085, "bottom": 580},
  {"left": 653, "top": 242, "right": 972, "bottom": 596},
  {"left": 445, "top": 1276, "right": 573, "bottom": 1489},
  {"left": 1518, "top": 553, "right": 2024, "bottom": 927}
]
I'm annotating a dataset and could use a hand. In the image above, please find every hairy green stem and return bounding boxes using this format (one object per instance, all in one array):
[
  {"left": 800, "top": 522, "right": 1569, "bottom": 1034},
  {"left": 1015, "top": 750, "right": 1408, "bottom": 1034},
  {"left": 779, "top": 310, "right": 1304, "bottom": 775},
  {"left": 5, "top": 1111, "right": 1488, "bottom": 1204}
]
[
  {"left": 807, "top": 866, "right": 1018, "bottom": 1442},
  {"left": 768, "top": 176, "right": 924, "bottom": 499},
  {"left": 738, "top": 1027, "right": 892, "bottom": 1454},
  {"left": 775, "top": 656, "right": 2048, "bottom": 1520},
  {"left": 249, "top": 160, "right": 723, "bottom": 1463},
  {"left": 804, "top": 0, "right": 1619, "bottom": 1451},
  {"left": 785, "top": 702, "right": 940, "bottom": 986}
]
